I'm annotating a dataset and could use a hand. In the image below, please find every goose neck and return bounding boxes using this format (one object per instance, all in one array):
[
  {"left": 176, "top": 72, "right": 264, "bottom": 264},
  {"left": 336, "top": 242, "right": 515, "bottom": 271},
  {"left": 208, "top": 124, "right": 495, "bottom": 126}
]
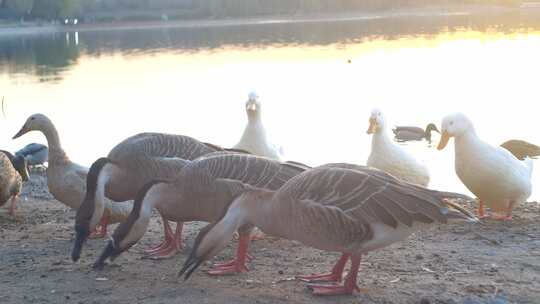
[
  {"left": 89, "top": 172, "right": 110, "bottom": 229},
  {"left": 42, "top": 124, "right": 67, "bottom": 162},
  {"left": 238, "top": 190, "right": 280, "bottom": 234},
  {"left": 372, "top": 129, "right": 392, "bottom": 147},
  {"left": 454, "top": 130, "right": 481, "bottom": 156}
]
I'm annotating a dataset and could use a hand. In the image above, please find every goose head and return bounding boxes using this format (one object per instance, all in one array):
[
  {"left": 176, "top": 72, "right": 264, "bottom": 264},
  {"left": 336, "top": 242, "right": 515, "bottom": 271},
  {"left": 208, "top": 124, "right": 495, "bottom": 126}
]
[
  {"left": 245, "top": 92, "right": 261, "bottom": 121},
  {"left": 92, "top": 180, "right": 166, "bottom": 269},
  {"left": 179, "top": 205, "right": 244, "bottom": 280},
  {"left": 13, "top": 114, "right": 52, "bottom": 139},
  {"left": 179, "top": 188, "right": 265, "bottom": 280},
  {"left": 437, "top": 113, "right": 475, "bottom": 150},
  {"left": 367, "top": 109, "right": 386, "bottom": 134}
]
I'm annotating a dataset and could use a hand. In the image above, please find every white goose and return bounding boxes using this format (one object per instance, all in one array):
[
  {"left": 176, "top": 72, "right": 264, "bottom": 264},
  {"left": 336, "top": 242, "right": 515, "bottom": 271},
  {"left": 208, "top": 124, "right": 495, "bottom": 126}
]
[
  {"left": 438, "top": 113, "right": 533, "bottom": 220},
  {"left": 234, "top": 92, "right": 282, "bottom": 160},
  {"left": 367, "top": 109, "right": 430, "bottom": 186}
]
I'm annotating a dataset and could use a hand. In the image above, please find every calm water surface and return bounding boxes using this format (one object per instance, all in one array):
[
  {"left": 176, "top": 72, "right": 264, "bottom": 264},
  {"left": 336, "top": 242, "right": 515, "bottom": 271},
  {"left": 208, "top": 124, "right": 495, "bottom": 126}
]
[{"left": 1, "top": 12, "right": 539, "bottom": 200}]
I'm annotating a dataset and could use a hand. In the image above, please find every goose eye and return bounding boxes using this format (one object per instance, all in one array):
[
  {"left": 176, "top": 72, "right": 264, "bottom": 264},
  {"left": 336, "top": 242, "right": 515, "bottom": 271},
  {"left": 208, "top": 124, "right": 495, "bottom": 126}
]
[
  {"left": 449, "top": 121, "right": 454, "bottom": 126},
  {"left": 30, "top": 117, "right": 35, "bottom": 121}
]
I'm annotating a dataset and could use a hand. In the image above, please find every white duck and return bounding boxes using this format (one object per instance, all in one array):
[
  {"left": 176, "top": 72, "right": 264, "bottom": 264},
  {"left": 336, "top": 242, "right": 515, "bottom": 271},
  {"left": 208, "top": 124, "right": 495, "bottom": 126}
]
[
  {"left": 366, "top": 109, "right": 430, "bottom": 186},
  {"left": 234, "top": 92, "right": 282, "bottom": 160},
  {"left": 437, "top": 113, "right": 533, "bottom": 220}
]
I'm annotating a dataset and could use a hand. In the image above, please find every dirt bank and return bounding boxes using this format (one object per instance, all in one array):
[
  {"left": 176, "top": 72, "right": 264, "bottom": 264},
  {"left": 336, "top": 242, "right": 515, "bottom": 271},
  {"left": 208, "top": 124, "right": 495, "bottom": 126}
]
[{"left": 1, "top": 172, "right": 539, "bottom": 303}]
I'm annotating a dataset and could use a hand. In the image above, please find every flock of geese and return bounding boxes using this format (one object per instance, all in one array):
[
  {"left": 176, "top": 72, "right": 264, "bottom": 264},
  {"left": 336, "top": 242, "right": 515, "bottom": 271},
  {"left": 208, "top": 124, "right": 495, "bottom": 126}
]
[{"left": 0, "top": 93, "right": 538, "bottom": 296}]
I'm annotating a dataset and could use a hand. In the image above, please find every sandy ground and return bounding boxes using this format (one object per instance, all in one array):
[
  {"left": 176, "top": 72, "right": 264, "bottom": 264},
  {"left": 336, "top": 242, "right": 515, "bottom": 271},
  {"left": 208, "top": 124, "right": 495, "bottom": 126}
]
[{"left": 1, "top": 172, "right": 539, "bottom": 304}]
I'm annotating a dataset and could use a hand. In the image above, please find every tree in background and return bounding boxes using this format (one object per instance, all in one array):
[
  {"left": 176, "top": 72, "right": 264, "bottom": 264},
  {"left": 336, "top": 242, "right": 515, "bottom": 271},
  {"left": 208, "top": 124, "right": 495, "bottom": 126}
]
[
  {"left": 58, "top": 0, "right": 81, "bottom": 17},
  {"left": 3, "top": 0, "right": 81, "bottom": 19},
  {"left": 0, "top": 0, "right": 522, "bottom": 22},
  {"left": 5, "top": 0, "right": 33, "bottom": 17}
]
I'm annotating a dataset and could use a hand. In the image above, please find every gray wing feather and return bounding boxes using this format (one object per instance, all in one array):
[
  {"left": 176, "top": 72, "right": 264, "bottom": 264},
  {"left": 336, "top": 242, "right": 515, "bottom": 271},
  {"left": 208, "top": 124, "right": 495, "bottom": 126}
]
[
  {"left": 181, "top": 154, "right": 306, "bottom": 191},
  {"left": 279, "top": 167, "right": 464, "bottom": 230}
]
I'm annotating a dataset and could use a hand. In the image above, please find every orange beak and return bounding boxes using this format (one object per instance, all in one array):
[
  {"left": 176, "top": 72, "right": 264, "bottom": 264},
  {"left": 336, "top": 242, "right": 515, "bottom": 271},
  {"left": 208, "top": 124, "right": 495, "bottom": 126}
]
[
  {"left": 367, "top": 118, "right": 377, "bottom": 134},
  {"left": 437, "top": 131, "right": 451, "bottom": 150}
]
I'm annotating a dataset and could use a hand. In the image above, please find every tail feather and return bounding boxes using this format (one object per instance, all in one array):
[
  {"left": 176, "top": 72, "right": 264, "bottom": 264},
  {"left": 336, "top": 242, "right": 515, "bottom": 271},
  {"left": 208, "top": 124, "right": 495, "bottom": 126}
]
[
  {"left": 431, "top": 190, "right": 474, "bottom": 202},
  {"left": 444, "top": 200, "right": 478, "bottom": 223}
]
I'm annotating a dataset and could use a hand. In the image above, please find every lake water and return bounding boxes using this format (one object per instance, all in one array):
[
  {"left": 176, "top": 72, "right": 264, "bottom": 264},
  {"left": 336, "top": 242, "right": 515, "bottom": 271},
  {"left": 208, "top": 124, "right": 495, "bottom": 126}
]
[{"left": 1, "top": 11, "right": 540, "bottom": 201}]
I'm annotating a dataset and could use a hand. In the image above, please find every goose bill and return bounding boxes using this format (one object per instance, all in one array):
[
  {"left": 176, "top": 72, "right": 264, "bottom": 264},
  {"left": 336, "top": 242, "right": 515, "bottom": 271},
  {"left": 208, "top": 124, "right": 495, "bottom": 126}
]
[
  {"left": 367, "top": 118, "right": 377, "bottom": 134},
  {"left": 12, "top": 125, "right": 28, "bottom": 139},
  {"left": 437, "top": 131, "right": 450, "bottom": 150}
]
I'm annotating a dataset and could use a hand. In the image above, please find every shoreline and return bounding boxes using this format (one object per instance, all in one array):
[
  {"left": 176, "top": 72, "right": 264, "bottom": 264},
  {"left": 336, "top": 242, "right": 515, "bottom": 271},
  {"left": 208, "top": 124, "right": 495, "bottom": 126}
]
[
  {"left": 0, "top": 4, "right": 528, "bottom": 37},
  {"left": 2, "top": 177, "right": 539, "bottom": 303}
]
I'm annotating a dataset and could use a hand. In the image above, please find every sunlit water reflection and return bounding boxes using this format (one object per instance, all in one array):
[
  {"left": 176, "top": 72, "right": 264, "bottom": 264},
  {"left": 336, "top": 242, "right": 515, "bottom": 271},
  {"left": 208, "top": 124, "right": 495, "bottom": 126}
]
[{"left": 1, "top": 12, "right": 539, "bottom": 201}]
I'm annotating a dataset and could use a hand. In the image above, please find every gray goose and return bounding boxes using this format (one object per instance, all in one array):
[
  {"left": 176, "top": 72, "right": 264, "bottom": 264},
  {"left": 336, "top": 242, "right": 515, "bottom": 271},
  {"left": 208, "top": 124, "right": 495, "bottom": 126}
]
[
  {"left": 180, "top": 165, "right": 476, "bottom": 296},
  {"left": 73, "top": 132, "right": 245, "bottom": 262},
  {"left": 12, "top": 114, "right": 126, "bottom": 218},
  {"left": 93, "top": 153, "right": 307, "bottom": 274},
  {"left": 0, "top": 151, "right": 28, "bottom": 216}
]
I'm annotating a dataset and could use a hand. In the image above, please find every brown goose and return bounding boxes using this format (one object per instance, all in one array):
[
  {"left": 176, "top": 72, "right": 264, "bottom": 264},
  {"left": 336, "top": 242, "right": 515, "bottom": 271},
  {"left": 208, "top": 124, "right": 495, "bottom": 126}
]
[
  {"left": 73, "top": 132, "right": 244, "bottom": 262},
  {"left": 93, "top": 153, "right": 307, "bottom": 274},
  {"left": 0, "top": 151, "right": 28, "bottom": 216},
  {"left": 180, "top": 165, "right": 477, "bottom": 296}
]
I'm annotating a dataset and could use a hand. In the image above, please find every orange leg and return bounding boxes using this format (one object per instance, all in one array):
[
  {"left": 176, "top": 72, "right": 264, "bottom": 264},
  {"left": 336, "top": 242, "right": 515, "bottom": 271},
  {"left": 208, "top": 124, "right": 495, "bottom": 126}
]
[
  {"left": 307, "top": 254, "right": 363, "bottom": 296},
  {"left": 145, "top": 221, "right": 183, "bottom": 259},
  {"left": 89, "top": 216, "right": 108, "bottom": 239},
  {"left": 490, "top": 200, "right": 515, "bottom": 221},
  {"left": 207, "top": 233, "right": 250, "bottom": 275},
  {"left": 478, "top": 200, "right": 486, "bottom": 218},
  {"left": 145, "top": 217, "right": 175, "bottom": 253},
  {"left": 8, "top": 195, "right": 18, "bottom": 217},
  {"left": 297, "top": 253, "right": 350, "bottom": 283}
]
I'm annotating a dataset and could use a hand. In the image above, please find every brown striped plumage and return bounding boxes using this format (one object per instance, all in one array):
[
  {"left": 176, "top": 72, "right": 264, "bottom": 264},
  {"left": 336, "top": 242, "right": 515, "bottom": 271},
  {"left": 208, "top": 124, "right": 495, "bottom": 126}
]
[
  {"left": 180, "top": 166, "right": 477, "bottom": 294},
  {"left": 73, "top": 132, "right": 235, "bottom": 262},
  {"left": 93, "top": 153, "right": 306, "bottom": 269},
  {"left": 103, "top": 133, "right": 224, "bottom": 200},
  {"left": 178, "top": 153, "right": 306, "bottom": 192},
  {"left": 270, "top": 167, "right": 465, "bottom": 250}
]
